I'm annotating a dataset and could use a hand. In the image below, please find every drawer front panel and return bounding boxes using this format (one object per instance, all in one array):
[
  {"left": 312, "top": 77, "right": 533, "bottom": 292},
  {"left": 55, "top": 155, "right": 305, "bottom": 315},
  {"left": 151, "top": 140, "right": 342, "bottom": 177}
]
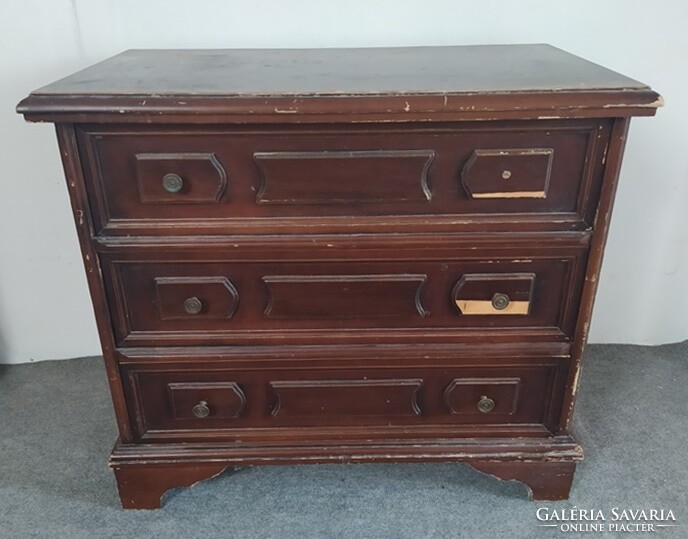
[
  {"left": 122, "top": 362, "right": 564, "bottom": 440},
  {"left": 103, "top": 253, "right": 587, "bottom": 346},
  {"left": 78, "top": 120, "right": 609, "bottom": 234}
]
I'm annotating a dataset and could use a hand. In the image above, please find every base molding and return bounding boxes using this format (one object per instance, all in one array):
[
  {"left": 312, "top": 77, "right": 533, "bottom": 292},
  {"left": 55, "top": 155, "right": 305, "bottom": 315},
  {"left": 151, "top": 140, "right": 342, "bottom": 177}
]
[{"left": 109, "top": 435, "right": 582, "bottom": 509}]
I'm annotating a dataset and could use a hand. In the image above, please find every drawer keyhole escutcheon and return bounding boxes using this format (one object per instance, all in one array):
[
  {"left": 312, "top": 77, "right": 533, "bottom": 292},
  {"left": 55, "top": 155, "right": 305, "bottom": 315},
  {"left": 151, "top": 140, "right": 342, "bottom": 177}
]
[
  {"left": 501, "top": 169, "right": 512, "bottom": 179},
  {"left": 192, "top": 400, "right": 210, "bottom": 418},
  {"left": 491, "top": 293, "right": 510, "bottom": 310},
  {"left": 183, "top": 296, "right": 203, "bottom": 315},
  {"left": 162, "top": 173, "right": 184, "bottom": 193},
  {"left": 477, "top": 396, "right": 495, "bottom": 413}
]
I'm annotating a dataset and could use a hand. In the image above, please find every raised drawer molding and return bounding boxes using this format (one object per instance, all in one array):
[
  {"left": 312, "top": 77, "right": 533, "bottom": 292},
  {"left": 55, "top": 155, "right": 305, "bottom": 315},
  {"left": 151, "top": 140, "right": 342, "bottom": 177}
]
[
  {"left": 254, "top": 150, "right": 435, "bottom": 204},
  {"left": 268, "top": 379, "right": 423, "bottom": 419},
  {"left": 461, "top": 148, "right": 554, "bottom": 199},
  {"left": 135, "top": 152, "right": 227, "bottom": 204},
  {"left": 17, "top": 45, "right": 661, "bottom": 508},
  {"left": 262, "top": 274, "right": 429, "bottom": 319}
]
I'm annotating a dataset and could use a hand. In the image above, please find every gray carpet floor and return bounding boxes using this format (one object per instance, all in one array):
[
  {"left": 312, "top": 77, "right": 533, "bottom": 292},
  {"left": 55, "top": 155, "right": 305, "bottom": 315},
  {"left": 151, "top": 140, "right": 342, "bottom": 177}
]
[{"left": 0, "top": 342, "right": 686, "bottom": 538}]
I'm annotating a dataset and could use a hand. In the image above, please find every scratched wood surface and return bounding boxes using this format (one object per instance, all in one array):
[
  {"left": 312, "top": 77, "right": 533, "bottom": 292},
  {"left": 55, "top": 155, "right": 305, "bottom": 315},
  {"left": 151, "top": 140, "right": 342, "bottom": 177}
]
[
  {"left": 16, "top": 45, "right": 661, "bottom": 122},
  {"left": 27, "top": 45, "right": 648, "bottom": 95}
]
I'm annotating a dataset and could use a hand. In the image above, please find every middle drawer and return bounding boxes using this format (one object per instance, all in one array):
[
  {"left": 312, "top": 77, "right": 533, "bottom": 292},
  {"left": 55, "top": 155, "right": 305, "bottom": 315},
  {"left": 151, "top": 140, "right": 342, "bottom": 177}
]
[{"left": 101, "top": 242, "right": 588, "bottom": 346}]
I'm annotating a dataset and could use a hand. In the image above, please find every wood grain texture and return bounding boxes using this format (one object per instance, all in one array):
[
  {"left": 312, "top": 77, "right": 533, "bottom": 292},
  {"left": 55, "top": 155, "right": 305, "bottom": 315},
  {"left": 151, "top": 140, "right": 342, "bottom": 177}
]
[{"left": 18, "top": 46, "right": 659, "bottom": 508}]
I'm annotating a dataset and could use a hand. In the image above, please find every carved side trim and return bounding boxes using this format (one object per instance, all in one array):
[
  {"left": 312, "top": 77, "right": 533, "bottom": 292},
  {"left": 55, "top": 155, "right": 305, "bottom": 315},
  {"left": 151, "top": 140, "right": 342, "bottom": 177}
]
[{"left": 54, "top": 126, "right": 134, "bottom": 441}]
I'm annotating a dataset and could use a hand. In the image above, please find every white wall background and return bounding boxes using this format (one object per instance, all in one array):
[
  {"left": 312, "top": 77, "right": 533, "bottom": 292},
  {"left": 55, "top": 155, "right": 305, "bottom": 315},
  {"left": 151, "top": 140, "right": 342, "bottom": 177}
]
[{"left": 1, "top": 0, "right": 686, "bottom": 364}]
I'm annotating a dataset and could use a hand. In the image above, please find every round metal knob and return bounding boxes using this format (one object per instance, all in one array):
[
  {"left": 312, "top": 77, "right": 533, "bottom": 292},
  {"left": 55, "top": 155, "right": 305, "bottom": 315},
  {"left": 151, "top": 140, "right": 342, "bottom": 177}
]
[
  {"left": 162, "top": 173, "right": 184, "bottom": 193},
  {"left": 491, "top": 293, "right": 510, "bottom": 310},
  {"left": 501, "top": 170, "right": 512, "bottom": 179},
  {"left": 183, "top": 296, "right": 203, "bottom": 315},
  {"left": 477, "top": 396, "right": 495, "bottom": 413},
  {"left": 192, "top": 400, "right": 210, "bottom": 418}
]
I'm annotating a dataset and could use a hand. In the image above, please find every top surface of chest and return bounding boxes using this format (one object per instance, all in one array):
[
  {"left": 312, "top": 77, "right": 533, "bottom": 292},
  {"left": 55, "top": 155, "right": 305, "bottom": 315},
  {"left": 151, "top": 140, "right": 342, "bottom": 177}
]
[
  {"left": 28, "top": 44, "right": 647, "bottom": 96},
  {"left": 17, "top": 45, "right": 660, "bottom": 122}
]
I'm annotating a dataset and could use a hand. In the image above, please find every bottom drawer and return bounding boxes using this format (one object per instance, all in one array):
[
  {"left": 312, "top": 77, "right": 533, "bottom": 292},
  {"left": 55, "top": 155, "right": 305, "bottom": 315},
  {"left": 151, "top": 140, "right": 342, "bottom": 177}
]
[{"left": 122, "top": 358, "right": 567, "bottom": 441}]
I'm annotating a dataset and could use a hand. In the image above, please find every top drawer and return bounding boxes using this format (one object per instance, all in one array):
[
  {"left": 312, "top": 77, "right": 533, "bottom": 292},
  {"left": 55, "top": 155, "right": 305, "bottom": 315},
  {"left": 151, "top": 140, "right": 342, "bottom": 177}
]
[{"left": 77, "top": 120, "right": 610, "bottom": 235}]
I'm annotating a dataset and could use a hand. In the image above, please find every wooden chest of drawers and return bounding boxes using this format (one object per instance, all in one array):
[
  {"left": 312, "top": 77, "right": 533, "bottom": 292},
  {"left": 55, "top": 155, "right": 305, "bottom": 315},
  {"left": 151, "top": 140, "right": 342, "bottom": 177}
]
[{"left": 18, "top": 45, "right": 660, "bottom": 508}]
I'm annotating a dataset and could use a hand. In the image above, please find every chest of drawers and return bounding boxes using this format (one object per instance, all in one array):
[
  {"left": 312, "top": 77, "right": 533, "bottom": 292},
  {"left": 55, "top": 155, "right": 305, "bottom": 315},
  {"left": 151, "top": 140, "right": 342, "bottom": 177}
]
[{"left": 18, "top": 45, "right": 660, "bottom": 509}]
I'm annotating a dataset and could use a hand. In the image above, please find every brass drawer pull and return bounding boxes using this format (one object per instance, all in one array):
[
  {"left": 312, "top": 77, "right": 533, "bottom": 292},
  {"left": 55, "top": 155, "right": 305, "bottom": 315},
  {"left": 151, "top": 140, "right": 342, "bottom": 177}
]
[
  {"left": 183, "top": 296, "right": 203, "bottom": 315},
  {"left": 162, "top": 173, "right": 184, "bottom": 193},
  {"left": 192, "top": 400, "right": 210, "bottom": 418},
  {"left": 477, "top": 396, "right": 495, "bottom": 413},
  {"left": 491, "top": 293, "right": 510, "bottom": 310}
]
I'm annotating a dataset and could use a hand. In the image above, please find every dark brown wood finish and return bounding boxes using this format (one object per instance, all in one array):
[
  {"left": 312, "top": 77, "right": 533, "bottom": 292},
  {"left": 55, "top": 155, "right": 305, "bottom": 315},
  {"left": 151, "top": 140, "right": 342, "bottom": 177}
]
[
  {"left": 17, "top": 46, "right": 661, "bottom": 123},
  {"left": 468, "top": 460, "right": 576, "bottom": 501},
  {"left": 113, "top": 463, "right": 228, "bottom": 510},
  {"left": 559, "top": 117, "right": 632, "bottom": 433},
  {"left": 109, "top": 435, "right": 583, "bottom": 508},
  {"left": 75, "top": 121, "right": 609, "bottom": 235},
  {"left": 102, "top": 253, "right": 586, "bottom": 345},
  {"left": 122, "top": 361, "right": 562, "bottom": 439},
  {"left": 18, "top": 45, "right": 660, "bottom": 508},
  {"left": 54, "top": 125, "right": 134, "bottom": 443}
]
